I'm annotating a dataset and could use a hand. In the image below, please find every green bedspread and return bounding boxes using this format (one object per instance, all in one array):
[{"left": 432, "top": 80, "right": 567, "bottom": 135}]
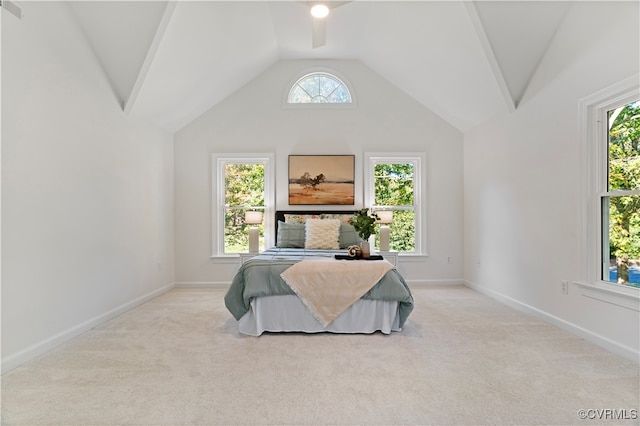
[{"left": 224, "top": 248, "right": 414, "bottom": 327}]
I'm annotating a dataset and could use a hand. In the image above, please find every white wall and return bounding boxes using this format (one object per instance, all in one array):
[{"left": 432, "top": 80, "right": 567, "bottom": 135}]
[
  {"left": 1, "top": 2, "right": 175, "bottom": 372},
  {"left": 464, "top": 1, "right": 640, "bottom": 360},
  {"left": 174, "top": 59, "right": 463, "bottom": 286}
]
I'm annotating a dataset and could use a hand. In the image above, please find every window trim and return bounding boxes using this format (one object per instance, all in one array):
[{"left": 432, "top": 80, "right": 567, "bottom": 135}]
[
  {"left": 578, "top": 74, "right": 639, "bottom": 306},
  {"left": 282, "top": 67, "right": 357, "bottom": 109},
  {"left": 364, "top": 152, "right": 427, "bottom": 256},
  {"left": 211, "top": 153, "right": 275, "bottom": 258}
]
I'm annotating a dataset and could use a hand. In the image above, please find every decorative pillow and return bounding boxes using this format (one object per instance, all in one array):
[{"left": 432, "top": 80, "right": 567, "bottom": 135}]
[
  {"left": 339, "top": 223, "right": 363, "bottom": 249},
  {"left": 304, "top": 219, "right": 340, "bottom": 250},
  {"left": 285, "top": 213, "right": 352, "bottom": 225},
  {"left": 276, "top": 221, "right": 306, "bottom": 248},
  {"left": 285, "top": 214, "right": 321, "bottom": 224}
]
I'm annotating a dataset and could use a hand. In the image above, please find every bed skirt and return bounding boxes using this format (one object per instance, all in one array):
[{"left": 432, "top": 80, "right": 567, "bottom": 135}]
[{"left": 238, "top": 295, "right": 401, "bottom": 336}]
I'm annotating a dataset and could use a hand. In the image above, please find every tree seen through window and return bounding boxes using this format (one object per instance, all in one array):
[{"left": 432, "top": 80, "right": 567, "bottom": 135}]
[
  {"left": 604, "top": 100, "right": 640, "bottom": 286},
  {"left": 373, "top": 163, "right": 416, "bottom": 252},
  {"left": 224, "top": 163, "right": 265, "bottom": 253}
]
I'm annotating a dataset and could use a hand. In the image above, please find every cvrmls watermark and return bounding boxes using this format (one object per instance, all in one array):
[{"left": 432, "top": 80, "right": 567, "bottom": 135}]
[{"left": 577, "top": 409, "right": 638, "bottom": 420}]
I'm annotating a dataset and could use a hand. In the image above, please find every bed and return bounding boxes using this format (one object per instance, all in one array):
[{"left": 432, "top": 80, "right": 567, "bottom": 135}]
[{"left": 224, "top": 210, "right": 414, "bottom": 335}]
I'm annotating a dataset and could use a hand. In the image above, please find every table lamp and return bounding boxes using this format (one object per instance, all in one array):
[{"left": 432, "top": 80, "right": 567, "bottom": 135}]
[
  {"left": 245, "top": 211, "right": 263, "bottom": 253},
  {"left": 376, "top": 210, "right": 393, "bottom": 251}
]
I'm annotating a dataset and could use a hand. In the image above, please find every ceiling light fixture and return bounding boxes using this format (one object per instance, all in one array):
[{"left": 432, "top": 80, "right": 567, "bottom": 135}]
[{"left": 310, "top": 4, "right": 329, "bottom": 19}]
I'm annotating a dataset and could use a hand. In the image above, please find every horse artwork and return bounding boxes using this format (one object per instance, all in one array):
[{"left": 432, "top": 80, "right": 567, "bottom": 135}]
[{"left": 288, "top": 155, "right": 355, "bottom": 205}]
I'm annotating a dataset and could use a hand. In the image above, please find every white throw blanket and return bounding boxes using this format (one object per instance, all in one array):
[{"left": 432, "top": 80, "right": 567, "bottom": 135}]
[{"left": 280, "top": 258, "right": 394, "bottom": 326}]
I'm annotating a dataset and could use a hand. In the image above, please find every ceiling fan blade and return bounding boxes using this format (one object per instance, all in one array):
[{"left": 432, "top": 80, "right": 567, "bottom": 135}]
[
  {"left": 312, "top": 17, "right": 326, "bottom": 49},
  {"left": 304, "top": 1, "right": 351, "bottom": 48},
  {"left": 326, "top": 1, "right": 350, "bottom": 10}
]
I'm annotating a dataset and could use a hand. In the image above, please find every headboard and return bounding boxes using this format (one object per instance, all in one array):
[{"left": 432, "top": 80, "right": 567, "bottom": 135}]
[{"left": 275, "top": 210, "right": 356, "bottom": 244}]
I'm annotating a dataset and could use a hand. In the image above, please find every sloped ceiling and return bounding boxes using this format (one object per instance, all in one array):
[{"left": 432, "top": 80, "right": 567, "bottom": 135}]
[
  {"left": 67, "top": 1, "right": 572, "bottom": 134},
  {"left": 68, "top": 1, "right": 170, "bottom": 106}
]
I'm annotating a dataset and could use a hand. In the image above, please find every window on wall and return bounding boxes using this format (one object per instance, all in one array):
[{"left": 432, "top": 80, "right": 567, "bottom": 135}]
[
  {"left": 365, "top": 153, "right": 426, "bottom": 255},
  {"left": 580, "top": 76, "right": 640, "bottom": 299},
  {"left": 287, "top": 72, "right": 352, "bottom": 104},
  {"left": 601, "top": 100, "right": 640, "bottom": 287},
  {"left": 212, "top": 153, "right": 274, "bottom": 256}
]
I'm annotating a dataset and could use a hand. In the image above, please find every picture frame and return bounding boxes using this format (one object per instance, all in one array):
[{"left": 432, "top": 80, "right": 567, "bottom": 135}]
[{"left": 288, "top": 155, "right": 355, "bottom": 205}]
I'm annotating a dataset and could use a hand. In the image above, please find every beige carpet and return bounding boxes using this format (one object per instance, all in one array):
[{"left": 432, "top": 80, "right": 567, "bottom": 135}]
[{"left": 1, "top": 286, "right": 638, "bottom": 425}]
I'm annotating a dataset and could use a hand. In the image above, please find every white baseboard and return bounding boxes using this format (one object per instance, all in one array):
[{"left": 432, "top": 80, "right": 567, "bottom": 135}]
[
  {"left": 175, "top": 281, "right": 229, "bottom": 288},
  {"left": 464, "top": 280, "right": 639, "bottom": 363},
  {"left": 1, "top": 283, "right": 176, "bottom": 374},
  {"left": 407, "top": 278, "right": 464, "bottom": 287}
]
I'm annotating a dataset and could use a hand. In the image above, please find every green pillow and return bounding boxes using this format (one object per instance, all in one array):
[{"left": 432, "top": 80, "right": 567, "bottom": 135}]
[
  {"left": 339, "top": 223, "right": 363, "bottom": 249},
  {"left": 276, "top": 221, "right": 305, "bottom": 248}
]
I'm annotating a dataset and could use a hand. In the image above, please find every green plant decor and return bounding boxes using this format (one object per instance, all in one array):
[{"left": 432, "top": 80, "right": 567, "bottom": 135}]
[{"left": 350, "top": 208, "right": 380, "bottom": 240}]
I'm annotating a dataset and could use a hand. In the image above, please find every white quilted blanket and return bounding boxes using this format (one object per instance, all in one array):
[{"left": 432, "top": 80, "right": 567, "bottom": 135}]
[{"left": 280, "top": 258, "right": 394, "bottom": 326}]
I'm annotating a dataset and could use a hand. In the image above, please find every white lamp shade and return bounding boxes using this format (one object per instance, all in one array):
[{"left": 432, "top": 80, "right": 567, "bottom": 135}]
[
  {"left": 376, "top": 210, "right": 393, "bottom": 224},
  {"left": 244, "top": 211, "right": 263, "bottom": 225}
]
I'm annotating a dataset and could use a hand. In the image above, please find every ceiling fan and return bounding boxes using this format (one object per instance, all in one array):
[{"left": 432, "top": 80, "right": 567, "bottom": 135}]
[{"left": 306, "top": 1, "right": 351, "bottom": 49}]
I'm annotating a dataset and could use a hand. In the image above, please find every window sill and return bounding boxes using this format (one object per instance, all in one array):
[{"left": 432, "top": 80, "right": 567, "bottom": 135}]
[
  {"left": 574, "top": 280, "right": 640, "bottom": 312},
  {"left": 397, "top": 253, "right": 429, "bottom": 262},
  {"left": 210, "top": 255, "right": 241, "bottom": 264}
]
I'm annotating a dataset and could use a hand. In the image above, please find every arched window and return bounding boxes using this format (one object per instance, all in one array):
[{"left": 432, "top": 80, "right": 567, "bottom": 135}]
[{"left": 287, "top": 72, "right": 352, "bottom": 104}]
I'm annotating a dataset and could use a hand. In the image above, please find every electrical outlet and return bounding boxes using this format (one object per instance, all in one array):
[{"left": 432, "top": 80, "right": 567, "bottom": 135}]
[
  {"left": 561, "top": 280, "right": 569, "bottom": 295},
  {"left": 447, "top": 256, "right": 451, "bottom": 264}
]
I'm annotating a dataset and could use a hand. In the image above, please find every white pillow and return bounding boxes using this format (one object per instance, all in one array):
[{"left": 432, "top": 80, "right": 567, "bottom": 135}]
[{"left": 305, "top": 219, "right": 340, "bottom": 250}]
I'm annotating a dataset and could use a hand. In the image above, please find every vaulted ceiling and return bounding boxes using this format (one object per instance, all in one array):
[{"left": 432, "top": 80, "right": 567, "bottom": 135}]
[{"left": 67, "top": 1, "right": 572, "bottom": 134}]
